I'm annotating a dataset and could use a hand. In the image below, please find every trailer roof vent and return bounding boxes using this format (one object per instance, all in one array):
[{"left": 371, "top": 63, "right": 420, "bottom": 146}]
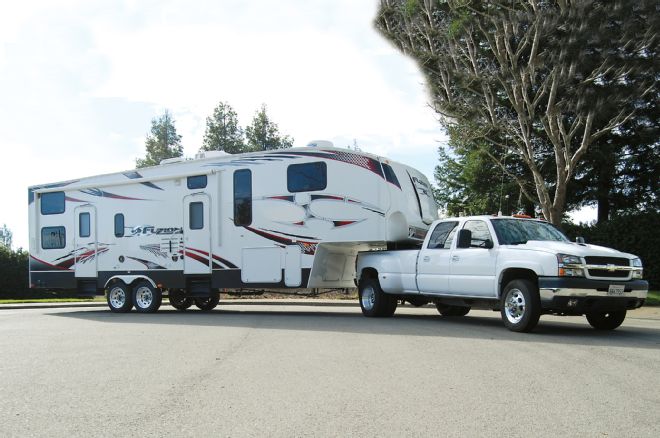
[
  {"left": 306, "top": 140, "right": 334, "bottom": 148},
  {"left": 195, "top": 150, "right": 230, "bottom": 160},
  {"left": 160, "top": 157, "right": 185, "bottom": 165}
]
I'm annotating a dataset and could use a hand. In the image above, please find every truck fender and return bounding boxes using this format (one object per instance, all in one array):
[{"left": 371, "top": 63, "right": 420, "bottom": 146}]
[
  {"left": 104, "top": 275, "right": 157, "bottom": 290},
  {"left": 497, "top": 264, "right": 544, "bottom": 298}
]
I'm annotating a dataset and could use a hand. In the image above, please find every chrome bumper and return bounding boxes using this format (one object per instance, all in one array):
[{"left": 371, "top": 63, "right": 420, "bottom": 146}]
[{"left": 539, "top": 287, "right": 648, "bottom": 301}]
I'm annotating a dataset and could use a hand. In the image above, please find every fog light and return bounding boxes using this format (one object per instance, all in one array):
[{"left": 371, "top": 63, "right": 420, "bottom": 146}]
[{"left": 567, "top": 299, "right": 578, "bottom": 307}]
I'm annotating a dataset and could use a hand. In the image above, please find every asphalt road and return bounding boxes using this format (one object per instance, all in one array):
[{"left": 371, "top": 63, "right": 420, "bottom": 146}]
[{"left": 1, "top": 302, "right": 659, "bottom": 438}]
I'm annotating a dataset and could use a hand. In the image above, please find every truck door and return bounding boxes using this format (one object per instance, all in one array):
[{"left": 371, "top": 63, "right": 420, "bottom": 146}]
[
  {"left": 73, "top": 205, "right": 97, "bottom": 278},
  {"left": 183, "top": 194, "right": 212, "bottom": 275},
  {"left": 449, "top": 219, "right": 498, "bottom": 297},
  {"left": 416, "top": 221, "right": 458, "bottom": 294}
]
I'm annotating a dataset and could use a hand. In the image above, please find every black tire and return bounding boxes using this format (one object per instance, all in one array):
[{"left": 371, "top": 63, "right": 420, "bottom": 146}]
[
  {"left": 168, "top": 289, "right": 193, "bottom": 311},
  {"left": 435, "top": 303, "right": 470, "bottom": 316},
  {"left": 106, "top": 281, "right": 133, "bottom": 313},
  {"left": 586, "top": 309, "right": 626, "bottom": 330},
  {"left": 133, "top": 281, "right": 162, "bottom": 313},
  {"left": 500, "top": 279, "right": 541, "bottom": 332},
  {"left": 194, "top": 293, "right": 220, "bottom": 311},
  {"left": 358, "top": 277, "right": 397, "bottom": 317}
]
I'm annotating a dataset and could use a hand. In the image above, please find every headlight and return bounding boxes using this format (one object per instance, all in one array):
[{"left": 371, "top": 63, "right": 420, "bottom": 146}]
[
  {"left": 557, "top": 253, "right": 584, "bottom": 277},
  {"left": 632, "top": 258, "right": 643, "bottom": 279}
]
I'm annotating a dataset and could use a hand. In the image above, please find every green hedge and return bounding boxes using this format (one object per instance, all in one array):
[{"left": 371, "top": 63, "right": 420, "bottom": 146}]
[
  {"left": 0, "top": 246, "right": 29, "bottom": 299},
  {"left": 561, "top": 212, "right": 660, "bottom": 290}
]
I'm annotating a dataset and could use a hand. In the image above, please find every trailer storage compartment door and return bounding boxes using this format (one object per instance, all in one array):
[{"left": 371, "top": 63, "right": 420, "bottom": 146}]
[{"left": 284, "top": 245, "right": 302, "bottom": 287}]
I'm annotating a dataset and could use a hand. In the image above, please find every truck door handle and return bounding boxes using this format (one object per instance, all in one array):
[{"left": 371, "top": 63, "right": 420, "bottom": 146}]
[
  {"left": 423, "top": 256, "right": 430, "bottom": 262},
  {"left": 452, "top": 255, "right": 460, "bottom": 262}
]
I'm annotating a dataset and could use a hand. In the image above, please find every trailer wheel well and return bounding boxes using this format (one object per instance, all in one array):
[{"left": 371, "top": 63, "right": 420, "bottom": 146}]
[
  {"left": 499, "top": 268, "right": 538, "bottom": 298},
  {"left": 104, "top": 275, "right": 157, "bottom": 290}
]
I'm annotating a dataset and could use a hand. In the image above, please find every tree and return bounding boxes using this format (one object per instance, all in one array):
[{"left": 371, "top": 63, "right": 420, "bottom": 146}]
[
  {"left": 375, "top": 0, "right": 657, "bottom": 224},
  {"left": 0, "top": 224, "right": 12, "bottom": 248},
  {"left": 136, "top": 110, "right": 183, "bottom": 168},
  {"left": 201, "top": 101, "right": 247, "bottom": 154},
  {"left": 245, "top": 104, "right": 294, "bottom": 151}
]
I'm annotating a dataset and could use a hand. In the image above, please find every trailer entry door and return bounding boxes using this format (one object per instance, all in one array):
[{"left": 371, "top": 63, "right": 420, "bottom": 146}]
[
  {"left": 74, "top": 205, "right": 97, "bottom": 278},
  {"left": 183, "top": 194, "right": 212, "bottom": 275}
]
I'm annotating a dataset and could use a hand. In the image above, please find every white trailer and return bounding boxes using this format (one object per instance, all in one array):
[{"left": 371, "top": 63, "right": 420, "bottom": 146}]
[{"left": 28, "top": 144, "right": 437, "bottom": 312}]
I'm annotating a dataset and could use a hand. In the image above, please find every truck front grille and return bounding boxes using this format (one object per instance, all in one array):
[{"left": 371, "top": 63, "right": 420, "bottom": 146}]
[
  {"left": 584, "top": 257, "right": 628, "bottom": 266},
  {"left": 587, "top": 269, "right": 629, "bottom": 278},
  {"left": 584, "top": 257, "right": 631, "bottom": 279}
]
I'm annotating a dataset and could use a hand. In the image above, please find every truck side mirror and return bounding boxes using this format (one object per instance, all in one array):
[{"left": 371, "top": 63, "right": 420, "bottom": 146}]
[
  {"left": 484, "top": 238, "right": 494, "bottom": 249},
  {"left": 457, "top": 229, "right": 471, "bottom": 248},
  {"left": 575, "top": 236, "right": 585, "bottom": 244}
]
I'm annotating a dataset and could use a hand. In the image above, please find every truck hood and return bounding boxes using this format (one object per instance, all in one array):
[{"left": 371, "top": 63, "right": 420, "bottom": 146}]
[{"left": 504, "top": 240, "right": 637, "bottom": 259}]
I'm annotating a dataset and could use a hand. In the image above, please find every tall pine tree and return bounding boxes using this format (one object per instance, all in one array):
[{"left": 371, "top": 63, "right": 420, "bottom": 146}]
[
  {"left": 201, "top": 101, "right": 246, "bottom": 154},
  {"left": 136, "top": 110, "right": 183, "bottom": 168},
  {"left": 245, "top": 104, "right": 294, "bottom": 151}
]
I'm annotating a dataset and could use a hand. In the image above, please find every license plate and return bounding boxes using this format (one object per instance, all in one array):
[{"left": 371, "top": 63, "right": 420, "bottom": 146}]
[{"left": 608, "top": 285, "right": 625, "bottom": 296}]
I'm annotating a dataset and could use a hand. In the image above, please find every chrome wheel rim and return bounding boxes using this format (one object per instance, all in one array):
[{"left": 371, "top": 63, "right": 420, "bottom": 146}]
[
  {"left": 361, "top": 286, "right": 376, "bottom": 311},
  {"left": 505, "top": 288, "right": 525, "bottom": 323},
  {"left": 135, "top": 286, "right": 153, "bottom": 309},
  {"left": 109, "top": 287, "right": 126, "bottom": 309}
]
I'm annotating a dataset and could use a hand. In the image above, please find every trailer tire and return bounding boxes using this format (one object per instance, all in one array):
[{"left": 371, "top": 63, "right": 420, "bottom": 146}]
[
  {"left": 195, "top": 293, "right": 220, "bottom": 311},
  {"left": 169, "top": 289, "right": 193, "bottom": 311},
  {"left": 500, "top": 279, "right": 541, "bottom": 332},
  {"left": 586, "top": 309, "right": 626, "bottom": 330},
  {"left": 358, "top": 278, "right": 397, "bottom": 317},
  {"left": 107, "top": 282, "right": 133, "bottom": 313},
  {"left": 133, "top": 281, "right": 162, "bottom": 313},
  {"left": 435, "top": 303, "right": 470, "bottom": 316}
]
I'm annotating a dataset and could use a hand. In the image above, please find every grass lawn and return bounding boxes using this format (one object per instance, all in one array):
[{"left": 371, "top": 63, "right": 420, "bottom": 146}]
[{"left": 646, "top": 291, "right": 660, "bottom": 306}]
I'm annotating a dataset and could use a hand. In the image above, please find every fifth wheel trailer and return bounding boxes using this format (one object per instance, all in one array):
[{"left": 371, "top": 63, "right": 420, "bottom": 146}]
[{"left": 28, "top": 144, "right": 437, "bottom": 312}]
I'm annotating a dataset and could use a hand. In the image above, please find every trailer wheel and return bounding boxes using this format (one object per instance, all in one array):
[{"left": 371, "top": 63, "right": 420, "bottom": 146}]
[
  {"left": 500, "top": 279, "right": 541, "bottom": 332},
  {"left": 107, "top": 282, "right": 133, "bottom": 313},
  {"left": 435, "top": 303, "right": 470, "bottom": 316},
  {"left": 169, "top": 289, "right": 193, "bottom": 311},
  {"left": 133, "top": 281, "right": 162, "bottom": 313},
  {"left": 586, "top": 309, "right": 626, "bottom": 330},
  {"left": 195, "top": 293, "right": 220, "bottom": 311},
  {"left": 358, "top": 278, "right": 397, "bottom": 317}
]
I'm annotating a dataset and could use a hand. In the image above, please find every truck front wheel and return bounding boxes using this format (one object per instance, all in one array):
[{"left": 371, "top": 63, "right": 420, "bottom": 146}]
[
  {"left": 358, "top": 278, "right": 397, "bottom": 317},
  {"left": 500, "top": 279, "right": 541, "bottom": 332},
  {"left": 586, "top": 310, "right": 626, "bottom": 330}
]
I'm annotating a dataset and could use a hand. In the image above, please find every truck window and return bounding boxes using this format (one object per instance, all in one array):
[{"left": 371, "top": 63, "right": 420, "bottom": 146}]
[
  {"left": 462, "top": 220, "right": 493, "bottom": 248},
  {"left": 427, "top": 221, "right": 459, "bottom": 249},
  {"left": 41, "top": 226, "right": 65, "bottom": 249},
  {"left": 187, "top": 175, "right": 207, "bottom": 189},
  {"left": 287, "top": 162, "right": 327, "bottom": 192},
  {"left": 79, "top": 212, "right": 90, "bottom": 238},
  {"left": 234, "top": 169, "right": 252, "bottom": 226},
  {"left": 189, "top": 202, "right": 204, "bottom": 230},
  {"left": 40, "top": 191, "right": 65, "bottom": 215},
  {"left": 114, "top": 214, "right": 125, "bottom": 237}
]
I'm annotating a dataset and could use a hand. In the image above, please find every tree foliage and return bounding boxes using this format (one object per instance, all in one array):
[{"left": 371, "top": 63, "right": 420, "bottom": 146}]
[
  {"left": 136, "top": 110, "right": 183, "bottom": 168},
  {"left": 245, "top": 104, "right": 294, "bottom": 151},
  {"left": 201, "top": 101, "right": 247, "bottom": 154},
  {"left": 376, "top": 0, "right": 657, "bottom": 224},
  {"left": 0, "top": 223, "right": 12, "bottom": 248}
]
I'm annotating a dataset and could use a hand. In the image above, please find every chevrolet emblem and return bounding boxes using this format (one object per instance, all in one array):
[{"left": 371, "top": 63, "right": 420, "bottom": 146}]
[{"left": 607, "top": 264, "right": 616, "bottom": 272}]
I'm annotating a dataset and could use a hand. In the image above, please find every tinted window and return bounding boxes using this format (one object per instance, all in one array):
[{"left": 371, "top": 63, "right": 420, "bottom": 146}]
[
  {"left": 187, "top": 175, "right": 207, "bottom": 189},
  {"left": 491, "top": 219, "right": 568, "bottom": 245},
  {"left": 114, "top": 214, "right": 125, "bottom": 237},
  {"left": 427, "top": 221, "right": 459, "bottom": 249},
  {"left": 382, "top": 163, "right": 401, "bottom": 189},
  {"left": 287, "top": 162, "right": 327, "bottom": 192},
  {"left": 234, "top": 170, "right": 252, "bottom": 226},
  {"left": 463, "top": 220, "right": 493, "bottom": 248},
  {"left": 79, "top": 212, "right": 90, "bottom": 238},
  {"left": 41, "top": 226, "right": 66, "bottom": 249},
  {"left": 189, "top": 202, "right": 204, "bottom": 230},
  {"left": 41, "top": 192, "right": 65, "bottom": 215}
]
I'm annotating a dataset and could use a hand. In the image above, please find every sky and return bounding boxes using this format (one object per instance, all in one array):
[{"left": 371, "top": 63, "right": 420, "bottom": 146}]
[{"left": 0, "top": 0, "right": 593, "bottom": 250}]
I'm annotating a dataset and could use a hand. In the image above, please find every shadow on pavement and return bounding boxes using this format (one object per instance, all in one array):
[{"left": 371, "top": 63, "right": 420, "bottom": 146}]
[{"left": 49, "top": 305, "right": 660, "bottom": 350}]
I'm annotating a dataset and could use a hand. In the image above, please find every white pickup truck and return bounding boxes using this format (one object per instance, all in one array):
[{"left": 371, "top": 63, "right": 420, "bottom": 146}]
[{"left": 356, "top": 215, "right": 648, "bottom": 332}]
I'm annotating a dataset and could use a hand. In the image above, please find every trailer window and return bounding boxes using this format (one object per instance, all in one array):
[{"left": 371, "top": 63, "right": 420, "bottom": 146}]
[
  {"left": 79, "top": 212, "right": 90, "bottom": 238},
  {"left": 234, "top": 169, "right": 252, "bottom": 226},
  {"left": 40, "top": 191, "right": 65, "bottom": 215},
  {"left": 189, "top": 202, "right": 204, "bottom": 230},
  {"left": 114, "top": 214, "right": 125, "bottom": 237},
  {"left": 41, "top": 226, "right": 66, "bottom": 249},
  {"left": 287, "top": 162, "right": 327, "bottom": 192},
  {"left": 382, "top": 163, "right": 401, "bottom": 189},
  {"left": 187, "top": 175, "right": 207, "bottom": 189},
  {"left": 427, "top": 221, "right": 459, "bottom": 249}
]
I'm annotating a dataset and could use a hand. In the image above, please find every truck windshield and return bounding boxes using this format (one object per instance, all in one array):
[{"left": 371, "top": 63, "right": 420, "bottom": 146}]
[{"left": 491, "top": 219, "right": 569, "bottom": 245}]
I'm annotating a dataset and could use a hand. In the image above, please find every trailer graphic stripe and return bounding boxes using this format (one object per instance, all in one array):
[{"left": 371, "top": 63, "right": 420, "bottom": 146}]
[
  {"left": 185, "top": 247, "right": 238, "bottom": 269},
  {"left": 80, "top": 188, "right": 148, "bottom": 201},
  {"left": 243, "top": 226, "right": 318, "bottom": 255},
  {"left": 123, "top": 171, "right": 164, "bottom": 190}
]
